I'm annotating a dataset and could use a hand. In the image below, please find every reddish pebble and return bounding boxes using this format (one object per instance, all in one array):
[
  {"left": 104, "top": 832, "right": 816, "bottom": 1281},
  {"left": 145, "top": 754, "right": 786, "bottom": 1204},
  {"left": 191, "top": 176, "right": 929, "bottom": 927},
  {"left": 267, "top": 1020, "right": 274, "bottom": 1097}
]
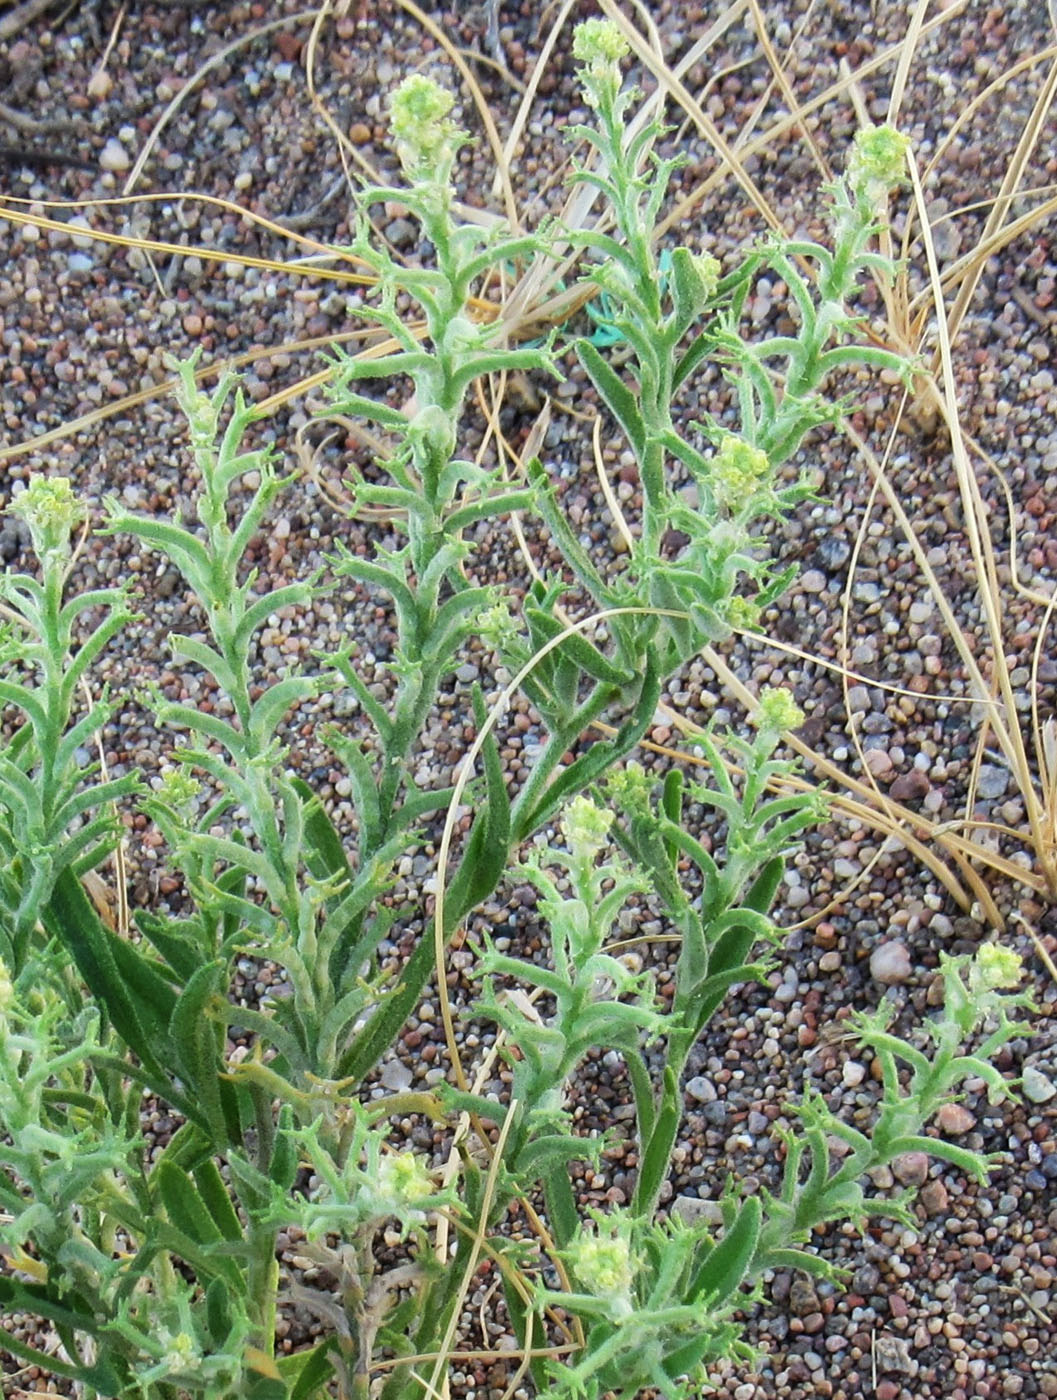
[
  {"left": 182, "top": 313, "right": 203, "bottom": 336},
  {"left": 876, "top": 1384, "right": 899, "bottom": 1400},
  {"left": 937, "top": 1103, "right": 975, "bottom": 1134},
  {"left": 888, "top": 1293, "right": 908, "bottom": 1319},
  {"left": 276, "top": 32, "right": 303, "bottom": 61}
]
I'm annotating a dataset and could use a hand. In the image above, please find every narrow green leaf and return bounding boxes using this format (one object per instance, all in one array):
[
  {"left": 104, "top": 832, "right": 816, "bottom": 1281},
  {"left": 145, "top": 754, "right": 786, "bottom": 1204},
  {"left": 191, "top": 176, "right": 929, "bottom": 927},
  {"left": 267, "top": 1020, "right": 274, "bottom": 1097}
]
[
  {"left": 687, "top": 1196, "right": 761, "bottom": 1304},
  {"left": 168, "top": 960, "right": 231, "bottom": 1146},
  {"left": 576, "top": 338, "right": 646, "bottom": 457}
]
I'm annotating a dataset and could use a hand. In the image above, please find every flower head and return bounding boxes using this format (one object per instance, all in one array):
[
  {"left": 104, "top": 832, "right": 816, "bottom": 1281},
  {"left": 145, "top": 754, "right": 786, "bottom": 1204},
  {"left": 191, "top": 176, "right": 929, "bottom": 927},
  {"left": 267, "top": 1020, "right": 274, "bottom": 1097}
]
[
  {"left": 755, "top": 686, "right": 804, "bottom": 736},
  {"left": 154, "top": 767, "right": 201, "bottom": 813},
  {"left": 710, "top": 435, "right": 771, "bottom": 512},
  {"left": 562, "top": 795, "right": 614, "bottom": 866},
  {"left": 7, "top": 476, "right": 86, "bottom": 563},
  {"left": 567, "top": 1213, "right": 638, "bottom": 1320},
  {"left": 606, "top": 761, "right": 654, "bottom": 820},
  {"left": 971, "top": 943, "right": 1023, "bottom": 993},
  {"left": 847, "top": 124, "right": 910, "bottom": 208},
  {"left": 572, "top": 19, "right": 629, "bottom": 107},
  {"left": 389, "top": 75, "right": 466, "bottom": 180},
  {"left": 377, "top": 1150, "right": 435, "bottom": 1210}
]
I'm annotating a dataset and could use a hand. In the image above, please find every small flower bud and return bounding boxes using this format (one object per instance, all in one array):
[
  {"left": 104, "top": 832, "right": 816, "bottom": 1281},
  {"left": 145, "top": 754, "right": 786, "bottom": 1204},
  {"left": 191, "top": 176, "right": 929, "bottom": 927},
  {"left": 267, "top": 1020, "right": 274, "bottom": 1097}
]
[
  {"left": 971, "top": 943, "right": 1023, "bottom": 992},
  {"left": 572, "top": 19, "right": 629, "bottom": 108},
  {"left": 711, "top": 434, "right": 771, "bottom": 511},
  {"left": 755, "top": 686, "right": 804, "bottom": 735},
  {"left": 7, "top": 476, "right": 86, "bottom": 562},
  {"left": 377, "top": 1150, "right": 434, "bottom": 1209},
  {"left": 848, "top": 124, "right": 910, "bottom": 190},
  {"left": 567, "top": 1214, "right": 637, "bottom": 1319},
  {"left": 389, "top": 75, "right": 465, "bottom": 180},
  {"left": 572, "top": 18, "right": 630, "bottom": 67},
  {"left": 562, "top": 795, "right": 614, "bottom": 865}
]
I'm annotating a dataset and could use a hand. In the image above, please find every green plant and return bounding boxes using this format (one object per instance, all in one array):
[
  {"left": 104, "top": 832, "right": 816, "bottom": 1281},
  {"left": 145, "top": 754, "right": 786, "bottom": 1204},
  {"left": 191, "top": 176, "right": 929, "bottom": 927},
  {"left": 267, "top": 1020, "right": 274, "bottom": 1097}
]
[{"left": 0, "top": 21, "right": 1030, "bottom": 1400}]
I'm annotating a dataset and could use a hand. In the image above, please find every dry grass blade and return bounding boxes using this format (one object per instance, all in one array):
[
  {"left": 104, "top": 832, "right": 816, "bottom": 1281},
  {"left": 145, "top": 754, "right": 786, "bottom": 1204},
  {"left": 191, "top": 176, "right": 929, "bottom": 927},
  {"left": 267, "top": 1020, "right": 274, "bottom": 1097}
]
[
  {"left": 655, "top": 0, "right": 968, "bottom": 240},
  {"left": 924, "top": 52, "right": 1057, "bottom": 367},
  {"left": 908, "top": 147, "right": 1057, "bottom": 897}
]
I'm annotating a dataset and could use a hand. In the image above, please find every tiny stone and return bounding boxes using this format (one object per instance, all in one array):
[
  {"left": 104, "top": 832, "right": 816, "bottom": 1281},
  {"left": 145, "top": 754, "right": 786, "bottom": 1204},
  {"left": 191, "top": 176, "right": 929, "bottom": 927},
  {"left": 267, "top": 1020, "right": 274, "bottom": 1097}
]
[
  {"left": 1022, "top": 1065, "right": 1057, "bottom": 1103},
  {"left": 842, "top": 1059, "right": 866, "bottom": 1087},
  {"left": 686, "top": 1075, "right": 717, "bottom": 1103},
  {"left": 800, "top": 569, "right": 827, "bottom": 594},
  {"left": 976, "top": 763, "right": 1009, "bottom": 799},
  {"left": 890, "top": 769, "right": 930, "bottom": 802},
  {"left": 819, "top": 950, "right": 842, "bottom": 973},
  {"left": 790, "top": 1278, "right": 820, "bottom": 1316},
  {"left": 99, "top": 137, "right": 131, "bottom": 172},
  {"left": 349, "top": 121, "right": 372, "bottom": 144},
  {"left": 936, "top": 1103, "right": 975, "bottom": 1134},
  {"left": 865, "top": 748, "right": 894, "bottom": 778},
  {"left": 378, "top": 1059, "right": 412, "bottom": 1092},
  {"left": 892, "top": 1151, "right": 929, "bottom": 1186},
  {"left": 870, "top": 940, "right": 912, "bottom": 985},
  {"left": 671, "top": 1195, "right": 723, "bottom": 1226},
  {"left": 920, "top": 1179, "right": 949, "bottom": 1213}
]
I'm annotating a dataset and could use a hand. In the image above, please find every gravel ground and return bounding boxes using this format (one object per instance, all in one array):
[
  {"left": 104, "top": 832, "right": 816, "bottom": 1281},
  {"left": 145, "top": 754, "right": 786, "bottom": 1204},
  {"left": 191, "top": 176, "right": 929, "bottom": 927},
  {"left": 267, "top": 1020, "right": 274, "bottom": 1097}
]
[{"left": 1, "top": 0, "right": 1056, "bottom": 1397}]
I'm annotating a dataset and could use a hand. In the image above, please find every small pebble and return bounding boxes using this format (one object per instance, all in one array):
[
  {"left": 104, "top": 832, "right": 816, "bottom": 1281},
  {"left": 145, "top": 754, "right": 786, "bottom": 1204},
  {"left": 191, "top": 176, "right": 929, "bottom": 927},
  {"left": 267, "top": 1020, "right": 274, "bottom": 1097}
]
[
  {"left": 870, "top": 941, "right": 912, "bottom": 985},
  {"left": 1022, "top": 1065, "right": 1056, "bottom": 1104},
  {"left": 99, "top": 137, "right": 131, "bottom": 172},
  {"left": 936, "top": 1103, "right": 975, "bottom": 1134},
  {"left": 892, "top": 1151, "right": 930, "bottom": 1186}
]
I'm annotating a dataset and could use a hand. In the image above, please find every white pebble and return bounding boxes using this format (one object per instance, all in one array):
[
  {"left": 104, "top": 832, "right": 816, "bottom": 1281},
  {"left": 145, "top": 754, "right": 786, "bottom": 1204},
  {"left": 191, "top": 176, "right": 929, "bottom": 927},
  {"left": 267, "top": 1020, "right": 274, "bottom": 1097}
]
[{"left": 99, "top": 138, "right": 131, "bottom": 173}]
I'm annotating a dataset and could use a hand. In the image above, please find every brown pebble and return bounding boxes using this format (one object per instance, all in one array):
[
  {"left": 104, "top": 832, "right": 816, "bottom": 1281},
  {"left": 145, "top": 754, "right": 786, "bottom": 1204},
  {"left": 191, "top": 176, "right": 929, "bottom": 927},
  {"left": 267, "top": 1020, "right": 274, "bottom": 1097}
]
[
  {"left": 276, "top": 32, "right": 303, "bottom": 61},
  {"left": 888, "top": 1293, "right": 908, "bottom": 1319},
  {"left": 876, "top": 1384, "right": 900, "bottom": 1400},
  {"left": 349, "top": 121, "right": 372, "bottom": 145},
  {"left": 892, "top": 1151, "right": 930, "bottom": 1186},
  {"left": 890, "top": 769, "right": 930, "bottom": 802},
  {"left": 919, "top": 1180, "right": 949, "bottom": 1214},
  {"left": 182, "top": 313, "right": 203, "bottom": 336},
  {"left": 936, "top": 1103, "right": 975, "bottom": 1134}
]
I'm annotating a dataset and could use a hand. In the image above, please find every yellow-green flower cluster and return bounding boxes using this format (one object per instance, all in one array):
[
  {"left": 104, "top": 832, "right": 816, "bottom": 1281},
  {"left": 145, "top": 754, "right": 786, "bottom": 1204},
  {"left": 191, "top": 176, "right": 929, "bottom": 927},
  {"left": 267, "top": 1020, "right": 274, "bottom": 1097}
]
[
  {"left": 847, "top": 124, "right": 910, "bottom": 195},
  {"left": 971, "top": 943, "right": 1023, "bottom": 993},
  {"left": 710, "top": 435, "right": 771, "bottom": 511},
  {"left": 563, "top": 795, "right": 614, "bottom": 865},
  {"left": 389, "top": 75, "right": 465, "bottom": 180},
  {"left": 572, "top": 19, "right": 629, "bottom": 107},
  {"left": 6, "top": 475, "right": 86, "bottom": 561},
  {"left": 377, "top": 1150, "right": 435, "bottom": 1209},
  {"left": 690, "top": 252, "right": 721, "bottom": 307},
  {"left": 755, "top": 686, "right": 804, "bottom": 735},
  {"left": 569, "top": 1217, "right": 637, "bottom": 1317},
  {"left": 155, "top": 767, "right": 201, "bottom": 813}
]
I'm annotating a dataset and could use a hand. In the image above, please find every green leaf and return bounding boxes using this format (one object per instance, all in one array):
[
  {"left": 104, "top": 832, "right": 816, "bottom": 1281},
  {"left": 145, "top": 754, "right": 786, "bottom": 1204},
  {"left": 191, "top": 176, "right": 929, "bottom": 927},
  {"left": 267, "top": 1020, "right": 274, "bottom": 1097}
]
[
  {"left": 205, "top": 1276, "right": 234, "bottom": 1345},
  {"left": 168, "top": 960, "right": 234, "bottom": 1146},
  {"left": 576, "top": 338, "right": 646, "bottom": 457},
  {"left": 279, "top": 1339, "right": 336, "bottom": 1400},
  {"left": 290, "top": 775, "right": 355, "bottom": 889},
  {"left": 194, "top": 1157, "right": 244, "bottom": 1243},
  {"left": 687, "top": 1195, "right": 761, "bottom": 1304},
  {"left": 634, "top": 1064, "right": 680, "bottom": 1217},
  {"left": 153, "top": 1161, "right": 245, "bottom": 1290},
  {"left": 41, "top": 870, "right": 176, "bottom": 1092},
  {"left": 524, "top": 606, "right": 635, "bottom": 686}
]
